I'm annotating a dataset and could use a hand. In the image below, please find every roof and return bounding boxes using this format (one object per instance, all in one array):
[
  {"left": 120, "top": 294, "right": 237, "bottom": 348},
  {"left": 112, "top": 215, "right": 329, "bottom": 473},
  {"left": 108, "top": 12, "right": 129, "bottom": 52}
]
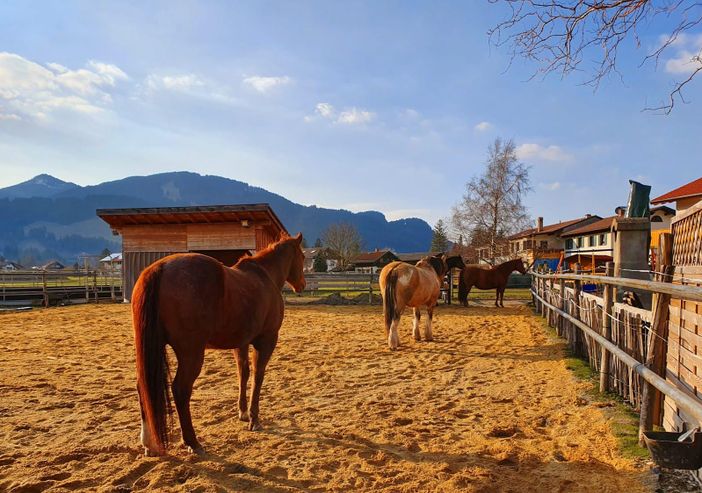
[
  {"left": 353, "top": 250, "right": 397, "bottom": 265},
  {"left": 651, "top": 177, "right": 702, "bottom": 205},
  {"left": 100, "top": 253, "right": 123, "bottom": 262},
  {"left": 96, "top": 203, "right": 287, "bottom": 234},
  {"left": 650, "top": 205, "right": 675, "bottom": 215},
  {"left": 561, "top": 216, "right": 616, "bottom": 237},
  {"left": 397, "top": 252, "right": 437, "bottom": 262},
  {"left": 509, "top": 216, "right": 599, "bottom": 240},
  {"left": 302, "top": 247, "right": 332, "bottom": 260}
]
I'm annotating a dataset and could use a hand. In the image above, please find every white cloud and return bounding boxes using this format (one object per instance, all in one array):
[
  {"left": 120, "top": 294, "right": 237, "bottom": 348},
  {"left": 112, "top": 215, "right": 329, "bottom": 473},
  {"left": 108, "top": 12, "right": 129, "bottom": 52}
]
[
  {"left": 540, "top": 181, "right": 561, "bottom": 191},
  {"left": 0, "top": 52, "right": 127, "bottom": 120},
  {"left": 663, "top": 33, "right": 702, "bottom": 75},
  {"left": 0, "top": 112, "right": 21, "bottom": 121},
  {"left": 337, "top": 107, "right": 375, "bottom": 125},
  {"left": 242, "top": 75, "right": 291, "bottom": 93},
  {"left": 516, "top": 143, "right": 573, "bottom": 163},
  {"left": 306, "top": 102, "right": 375, "bottom": 125},
  {"left": 146, "top": 73, "right": 205, "bottom": 92},
  {"left": 315, "top": 102, "right": 335, "bottom": 118},
  {"left": 474, "top": 121, "right": 493, "bottom": 132}
]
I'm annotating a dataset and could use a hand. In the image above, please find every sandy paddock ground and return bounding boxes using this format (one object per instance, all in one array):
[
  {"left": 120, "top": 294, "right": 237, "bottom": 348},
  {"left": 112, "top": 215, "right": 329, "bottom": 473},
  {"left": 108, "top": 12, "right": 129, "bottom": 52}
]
[{"left": 0, "top": 303, "right": 654, "bottom": 492}]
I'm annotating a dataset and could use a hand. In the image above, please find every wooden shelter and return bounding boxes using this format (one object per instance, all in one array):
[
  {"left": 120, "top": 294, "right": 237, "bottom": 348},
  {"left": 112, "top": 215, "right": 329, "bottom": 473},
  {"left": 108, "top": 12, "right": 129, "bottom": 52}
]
[{"left": 97, "top": 204, "right": 288, "bottom": 301}]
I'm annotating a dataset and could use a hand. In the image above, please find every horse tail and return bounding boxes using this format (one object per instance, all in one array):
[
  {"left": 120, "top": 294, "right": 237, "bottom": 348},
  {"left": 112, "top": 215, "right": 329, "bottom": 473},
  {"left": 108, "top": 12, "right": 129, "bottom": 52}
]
[
  {"left": 458, "top": 268, "right": 468, "bottom": 306},
  {"left": 133, "top": 263, "right": 172, "bottom": 455},
  {"left": 383, "top": 266, "right": 400, "bottom": 333}
]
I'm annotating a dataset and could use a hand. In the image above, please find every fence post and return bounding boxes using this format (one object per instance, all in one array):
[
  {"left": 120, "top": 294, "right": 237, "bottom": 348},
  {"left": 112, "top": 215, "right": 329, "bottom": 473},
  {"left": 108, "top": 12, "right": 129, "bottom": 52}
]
[
  {"left": 42, "top": 271, "right": 48, "bottom": 307},
  {"left": 368, "top": 274, "right": 373, "bottom": 304},
  {"left": 599, "top": 261, "right": 614, "bottom": 393},
  {"left": 557, "top": 275, "right": 565, "bottom": 332},
  {"left": 639, "top": 233, "right": 674, "bottom": 446},
  {"left": 548, "top": 276, "right": 554, "bottom": 326},
  {"left": 573, "top": 264, "right": 581, "bottom": 320}
]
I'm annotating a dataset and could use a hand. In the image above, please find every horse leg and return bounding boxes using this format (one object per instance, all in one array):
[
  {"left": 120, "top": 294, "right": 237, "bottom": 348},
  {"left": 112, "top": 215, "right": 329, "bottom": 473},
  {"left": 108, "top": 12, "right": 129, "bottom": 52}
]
[
  {"left": 171, "top": 347, "right": 205, "bottom": 454},
  {"left": 465, "top": 285, "right": 472, "bottom": 307},
  {"left": 412, "top": 308, "right": 421, "bottom": 341},
  {"left": 234, "top": 346, "right": 250, "bottom": 422},
  {"left": 424, "top": 306, "right": 434, "bottom": 341},
  {"left": 500, "top": 288, "right": 505, "bottom": 308},
  {"left": 248, "top": 335, "right": 278, "bottom": 431},
  {"left": 388, "top": 314, "right": 401, "bottom": 350}
]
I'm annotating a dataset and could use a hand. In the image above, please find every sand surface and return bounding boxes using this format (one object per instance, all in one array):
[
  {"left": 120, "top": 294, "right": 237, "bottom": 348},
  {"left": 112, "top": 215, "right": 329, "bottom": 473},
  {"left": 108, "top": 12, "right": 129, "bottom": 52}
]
[{"left": 0, "top": 303, "right": 654, "bottom": 492}]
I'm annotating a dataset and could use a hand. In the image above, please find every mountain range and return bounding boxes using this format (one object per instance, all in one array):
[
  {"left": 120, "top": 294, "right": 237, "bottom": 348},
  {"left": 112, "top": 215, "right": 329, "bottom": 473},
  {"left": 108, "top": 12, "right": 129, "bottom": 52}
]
[{"left": 0, "top": 172, "right": 432, "bottom": 265}]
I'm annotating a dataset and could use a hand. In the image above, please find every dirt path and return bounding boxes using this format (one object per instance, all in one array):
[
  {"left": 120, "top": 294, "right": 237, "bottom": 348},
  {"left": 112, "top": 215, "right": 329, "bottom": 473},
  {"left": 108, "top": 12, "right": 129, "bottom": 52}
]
[{"left": 0, "top": 304, "right": 654, "bottom": 492}]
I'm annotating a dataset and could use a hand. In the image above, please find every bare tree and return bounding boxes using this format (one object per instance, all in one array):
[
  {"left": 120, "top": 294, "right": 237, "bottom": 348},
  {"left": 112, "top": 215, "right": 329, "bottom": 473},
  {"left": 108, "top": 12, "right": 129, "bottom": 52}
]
[
  {"left": 452, "top": 138, "right": 531, "bottom": 261},
  {"left": 489, "top": 0, "right": 702, "bottom": 113},
  {"left": 321, "top": 223, "right": 362, "bottom": 270}
]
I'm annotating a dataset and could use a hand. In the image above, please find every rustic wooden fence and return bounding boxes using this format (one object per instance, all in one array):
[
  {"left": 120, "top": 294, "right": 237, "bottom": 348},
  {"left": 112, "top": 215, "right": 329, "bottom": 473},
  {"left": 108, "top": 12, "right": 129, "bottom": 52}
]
[
  {"left": 531, "top": 238, "right": 702, "bottom": 449},
  {"left": 0, "top": 270, "right": 123, "bottom": 307}
]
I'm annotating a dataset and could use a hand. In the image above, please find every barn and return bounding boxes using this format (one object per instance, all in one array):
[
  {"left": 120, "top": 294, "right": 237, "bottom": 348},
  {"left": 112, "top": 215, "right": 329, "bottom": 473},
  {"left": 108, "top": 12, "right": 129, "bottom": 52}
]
[{"left": 97, "top": 204, "right": 288, "bottom": 301}]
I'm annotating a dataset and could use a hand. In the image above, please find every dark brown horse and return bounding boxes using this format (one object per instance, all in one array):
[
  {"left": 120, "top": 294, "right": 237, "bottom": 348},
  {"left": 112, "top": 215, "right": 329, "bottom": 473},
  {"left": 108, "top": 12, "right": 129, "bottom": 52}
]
[
  {"left": 133, "top": 234, "right": 305, "bottom": 456},
  {"left": 457, "top": 258, "right": 526, "bottom": 308}
]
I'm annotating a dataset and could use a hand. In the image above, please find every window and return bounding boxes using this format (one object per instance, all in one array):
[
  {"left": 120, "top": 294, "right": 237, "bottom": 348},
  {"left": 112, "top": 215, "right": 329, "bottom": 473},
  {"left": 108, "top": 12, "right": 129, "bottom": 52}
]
[
  {"left": 651, "top": 216, "right": 663, "bottom": 223},
  {"left": 599, "top": 234, "right": 607, "bottom": 245},
  {"left": 589, "top": 235, "right": 596, "bottom": 247},
  {"left": 540, "top": 240, "right": 548, "bottom": 249},
  {"left": 565, "top": 238, "right": 574, "bottom": 249},
  {"left": 576, "top": 237, "right": 583, "bottom": 248}
]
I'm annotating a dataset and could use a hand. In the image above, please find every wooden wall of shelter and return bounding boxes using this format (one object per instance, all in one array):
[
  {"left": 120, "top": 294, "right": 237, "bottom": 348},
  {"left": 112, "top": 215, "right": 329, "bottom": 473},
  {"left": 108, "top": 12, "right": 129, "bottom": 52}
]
[
  {"left": 664, "top": 201, "right": 702, "bottom": 446},
  {"left": 97, "top": 204, "right": 287, "bottom": 301}
]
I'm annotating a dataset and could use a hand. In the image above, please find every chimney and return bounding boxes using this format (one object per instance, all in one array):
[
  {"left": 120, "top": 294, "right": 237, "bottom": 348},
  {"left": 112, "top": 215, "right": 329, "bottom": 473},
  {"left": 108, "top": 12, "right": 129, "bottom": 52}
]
[{"left": 537, "top": 217, "right": 543, "bottom": 232}]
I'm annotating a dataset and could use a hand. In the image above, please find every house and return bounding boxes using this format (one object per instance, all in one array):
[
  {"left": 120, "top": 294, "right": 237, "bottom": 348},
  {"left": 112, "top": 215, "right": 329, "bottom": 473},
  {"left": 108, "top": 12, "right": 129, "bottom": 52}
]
[
  {"left": 97, "top": 204, "right": 287, "bottom": 301},
  {"left": 507, "top": 215, "right": 602, "bottom": 267},
  {"left": 649, "top": 205, "right": 675, "bottom": 252},
  {"left": 0, "top": 261, "right": 24, "bottom": 271},
  {"left": 100, "top": 253, "right": 123, "bottom": 271},
  {"left": 351, "top": 250, "right": 398, "bottom": 274},
  {"left": 651, "top": 176, "right": 702, "bottom": 212},
  {"left": 42, "top": 260, "right": 65, "bottom": 270},
  {"left": 396, "top": 252, "right": 438, "bottom": 265},
  {"left": 561, "top": 216, "right": 616, "bottom": 272},
  {"left": 302, "top": 247, "right": 339, "bottom": 273}
]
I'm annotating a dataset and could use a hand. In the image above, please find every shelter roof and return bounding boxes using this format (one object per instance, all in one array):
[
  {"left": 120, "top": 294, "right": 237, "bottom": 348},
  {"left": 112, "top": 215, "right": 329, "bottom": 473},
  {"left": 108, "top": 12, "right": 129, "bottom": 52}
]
[
  {"left": 561, "top": 216, "right": 616, "bottom": 237},
  {"left": 353, "top": 250, "right": 397, "bottom": 264},
  {"left": 651, "top": 177, "right": 702, "bottom": 205},
  {"left": 508, "top": 216, "right": 599, "bottom": 240},
  {"left": 97, "top": 203, "right": 287, "bottom": 234}
]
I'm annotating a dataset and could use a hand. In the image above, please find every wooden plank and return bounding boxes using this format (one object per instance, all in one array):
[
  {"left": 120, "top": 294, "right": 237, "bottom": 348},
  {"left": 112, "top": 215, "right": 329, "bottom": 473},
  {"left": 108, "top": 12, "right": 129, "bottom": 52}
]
[
  {"left": 186, "top": 223, "right": 255, "bottom": 250},
  {"left": 669, "top": 305, "right": 702, "bottom": 328},
  {"left": 122, "top": 224, "right": 187, "bottom": 252}
]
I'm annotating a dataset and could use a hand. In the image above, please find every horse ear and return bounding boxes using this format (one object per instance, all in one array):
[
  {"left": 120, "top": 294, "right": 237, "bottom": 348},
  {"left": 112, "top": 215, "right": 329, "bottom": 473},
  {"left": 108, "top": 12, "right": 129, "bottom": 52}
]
[{"left": 294, "top": 233, "right": 303, "bottom": 244}]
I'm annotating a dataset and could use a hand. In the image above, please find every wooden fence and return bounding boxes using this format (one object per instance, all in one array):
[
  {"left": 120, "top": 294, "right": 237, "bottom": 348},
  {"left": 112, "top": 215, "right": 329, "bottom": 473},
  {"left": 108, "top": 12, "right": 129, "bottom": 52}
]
[
  {"left": 532, "top": 245, "right": 702, "bottom": 454},
  {"left": 0, "top": 270, "right": 123, "bottom": 307}
]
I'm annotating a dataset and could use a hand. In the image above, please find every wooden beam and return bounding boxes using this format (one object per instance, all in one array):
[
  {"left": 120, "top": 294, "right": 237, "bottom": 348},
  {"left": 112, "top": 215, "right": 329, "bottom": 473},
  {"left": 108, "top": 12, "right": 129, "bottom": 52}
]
[
  {"left": 639, "top": 233, "right": 674, "bottom": 446},
  {"left": 600, "top": 262, "right": 614, "bottom": 393}
]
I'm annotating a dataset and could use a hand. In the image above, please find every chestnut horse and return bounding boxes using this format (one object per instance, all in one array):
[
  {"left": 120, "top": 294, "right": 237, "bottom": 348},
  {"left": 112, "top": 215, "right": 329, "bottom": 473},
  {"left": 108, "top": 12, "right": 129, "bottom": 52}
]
[
  {"left": 133, "top": 234, "right": 305, "bottom": 456},
  {"left": 457, "top": 258, "right": 526, "bottom": 308},
  {"left": 380, "top": 254, "right": 448, "bottom": 350}
]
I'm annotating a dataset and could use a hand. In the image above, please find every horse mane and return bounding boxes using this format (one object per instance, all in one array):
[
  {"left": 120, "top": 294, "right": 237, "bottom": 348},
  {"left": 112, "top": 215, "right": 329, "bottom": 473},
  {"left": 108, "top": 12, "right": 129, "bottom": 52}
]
[
  {"left": 235, "top": 234, "right": 293, "bottom": 267},
  {"left": 422, "top": 255, "right": 446, "bottom": 278},
  {"left": 498, "top": 258, "right": 524, "bottom": 273}
]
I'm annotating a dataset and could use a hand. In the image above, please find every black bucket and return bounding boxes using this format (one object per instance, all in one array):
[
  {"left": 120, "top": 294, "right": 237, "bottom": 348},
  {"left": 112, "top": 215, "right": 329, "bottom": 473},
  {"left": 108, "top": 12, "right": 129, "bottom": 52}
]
[{"left": 643, "top": 431, "right": 702, "bottom": 470}]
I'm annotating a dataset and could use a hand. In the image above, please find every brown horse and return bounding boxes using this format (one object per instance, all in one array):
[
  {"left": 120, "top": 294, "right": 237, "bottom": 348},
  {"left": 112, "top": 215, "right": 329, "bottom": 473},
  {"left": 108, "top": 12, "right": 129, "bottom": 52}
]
[
  {"left": 380, "top": 254, "right": 448, "bottom": 350},
  {"left": 457, "top": 258, "right": 526, "bottom": 308},
  {"left": 133, "top": 234, "right": 305, "bottom": 456}
]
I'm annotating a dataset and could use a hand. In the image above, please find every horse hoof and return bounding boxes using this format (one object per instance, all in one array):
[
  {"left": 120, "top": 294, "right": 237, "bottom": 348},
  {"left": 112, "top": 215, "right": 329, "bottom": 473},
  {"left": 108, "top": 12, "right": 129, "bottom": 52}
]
[
  {"left": 425, "top": 337, "right": 433, "bottom": 342},
  {"left": 187, "top": 445, "right": 205, "bottom": 455},
  {"left": 144, "top": 447, "right": 163, "bottom": 457},
  {"left": 239, "top": 410, "right": 250, "bottom": 422},
  {"left": 249, "top": 421, "right": 262, "bottom": 432}
]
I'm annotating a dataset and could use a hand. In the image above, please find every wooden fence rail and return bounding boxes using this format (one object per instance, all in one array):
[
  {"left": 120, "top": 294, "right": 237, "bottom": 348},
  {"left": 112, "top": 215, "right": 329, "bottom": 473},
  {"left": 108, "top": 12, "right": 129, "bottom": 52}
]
[
  {"left": 0, "top": 270, "right": 122, "bottom": 307},
  {"left": 531, "top": 245, "right": 702, "bottom": 448}
]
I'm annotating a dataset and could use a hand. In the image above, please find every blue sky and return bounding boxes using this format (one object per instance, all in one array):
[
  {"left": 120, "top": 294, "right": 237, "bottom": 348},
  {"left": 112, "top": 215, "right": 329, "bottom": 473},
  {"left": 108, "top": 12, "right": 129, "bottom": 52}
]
[{"left": 0, "top": 1, "right": 700, "bottom": 232}]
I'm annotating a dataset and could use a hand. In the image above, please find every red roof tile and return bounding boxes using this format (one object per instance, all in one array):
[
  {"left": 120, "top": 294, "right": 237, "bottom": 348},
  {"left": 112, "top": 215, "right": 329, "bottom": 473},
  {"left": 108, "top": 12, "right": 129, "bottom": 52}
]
[
  {"left": 651, "top": 177, "right": 702, "bottom": 205},
  {"left": 508, "top": 216, "right": 598, "bottom": 240}
]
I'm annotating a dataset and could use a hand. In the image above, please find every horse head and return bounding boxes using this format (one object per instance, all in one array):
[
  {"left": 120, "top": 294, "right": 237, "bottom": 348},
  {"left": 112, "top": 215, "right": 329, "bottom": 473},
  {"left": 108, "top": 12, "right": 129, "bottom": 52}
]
[
  {"left": 286, "top": 233, "right": 306, "bottom": 293},
  {"left": 446, "top": 255, "right": 466, "bottom": 271},
  {"left": 514, "top": 258, "right": 527, "bottom": 275},
  {"left": 426, "top": 254, "right": 449, "bottom": 279}
]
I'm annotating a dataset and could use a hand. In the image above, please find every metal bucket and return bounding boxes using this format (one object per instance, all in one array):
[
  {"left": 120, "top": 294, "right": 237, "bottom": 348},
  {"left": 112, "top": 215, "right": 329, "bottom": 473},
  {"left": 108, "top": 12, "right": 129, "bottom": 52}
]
[{"left": 643, "top": 431, "right": 702, "bottom": 470}]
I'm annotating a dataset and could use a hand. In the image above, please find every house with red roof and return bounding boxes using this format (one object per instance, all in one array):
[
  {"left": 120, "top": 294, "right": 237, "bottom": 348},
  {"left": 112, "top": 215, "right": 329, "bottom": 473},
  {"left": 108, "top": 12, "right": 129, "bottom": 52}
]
[{"left": 651, "top": 176, "right": 702, "bottom": 212}]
